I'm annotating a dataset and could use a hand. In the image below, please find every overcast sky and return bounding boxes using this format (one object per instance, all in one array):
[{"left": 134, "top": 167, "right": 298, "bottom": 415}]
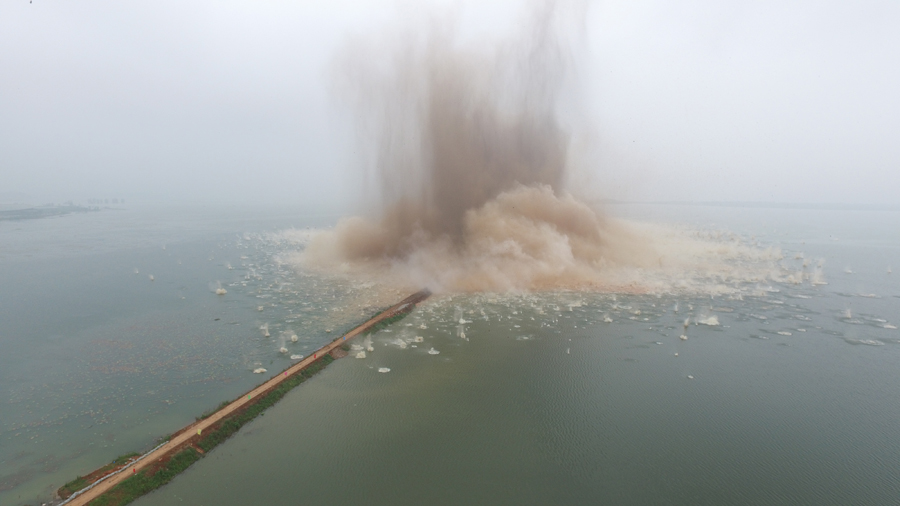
[{"left": 1, "top": 0, "right": 898, "bottom": 207}]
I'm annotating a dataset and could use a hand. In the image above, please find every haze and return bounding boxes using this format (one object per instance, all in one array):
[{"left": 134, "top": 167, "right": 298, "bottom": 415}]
[{"left": 1, "top": 0, "right": 898, "bottom": 207}]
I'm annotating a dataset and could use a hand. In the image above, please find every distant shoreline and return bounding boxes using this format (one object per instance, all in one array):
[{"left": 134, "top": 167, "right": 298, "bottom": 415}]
[{"left": 0, "top": 205, "right": 99, "bottom": 222}]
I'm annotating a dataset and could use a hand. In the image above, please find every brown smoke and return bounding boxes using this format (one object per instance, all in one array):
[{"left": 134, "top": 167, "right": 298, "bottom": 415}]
[
  {"left": 299, "top": 2, "right": 780, "bottom": 293},
  {"left": 329, "top": 1, "right": 579, "bottom": 244}
]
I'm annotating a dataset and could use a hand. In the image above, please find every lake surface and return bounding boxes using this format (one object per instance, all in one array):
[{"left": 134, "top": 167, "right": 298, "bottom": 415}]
[
  {"left": 3, "top": 203, "right": 900, "bottom": 505},
  {"left": 0, "top": 204, "right": 374, "bottom": 505}
]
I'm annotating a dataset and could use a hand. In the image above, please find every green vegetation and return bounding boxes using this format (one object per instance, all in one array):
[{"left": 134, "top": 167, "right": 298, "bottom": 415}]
[
  {"left": 364, "top": 308, "right": 414, "bottom": 335},
  {"left": 112, "top": 453, "right": 141, "bottom": 465},
  {"left": 59, "top": 476, "right": 90, "bottom": 499},
  {"left": 196, "top": 354, "right": 334, "bottom": 453},
  {"left": 57, "top": 453, "right": 140, "bottom": 499},
  {"left": 62, "top": 297, "right": 424, "bottom": 506},
  {"left": 82, "top": 355, "right": 336, "bottom": 506},
  {"left": 88, "top": 448, "right": 202, "bottom": 506}
]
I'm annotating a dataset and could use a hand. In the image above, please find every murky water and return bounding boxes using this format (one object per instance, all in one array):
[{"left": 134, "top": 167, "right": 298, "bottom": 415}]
[
  {"left": 3, "top": 204, "right": 900, "bottom": 505},
  {"left": 135, "top": 204, "right": 900, "bottom": 506},
  {"left": 136, "top": 288, "right": 900, "bottom": 505},
  {"left": 0, "top": 204, "right": 373, "bottom": 505}
]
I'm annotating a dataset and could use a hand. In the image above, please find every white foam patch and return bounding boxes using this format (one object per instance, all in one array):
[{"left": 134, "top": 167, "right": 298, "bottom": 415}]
[{"left": 697, "top": 315, "right": 720, "bottom": 326}]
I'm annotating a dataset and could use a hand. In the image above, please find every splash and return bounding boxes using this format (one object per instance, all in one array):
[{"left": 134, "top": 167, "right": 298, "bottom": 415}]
[
  {"left": 299, "top": 183, "right": 782, "bottom": 293},
  {"left": 697, "top": 315, "right": 720, "bottom": 326},
  {"left": 297, "top": 2, "right": 780, "bottom": 294}
]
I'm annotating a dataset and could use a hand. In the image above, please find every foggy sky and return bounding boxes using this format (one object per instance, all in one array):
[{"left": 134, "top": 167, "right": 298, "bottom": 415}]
[{"left": 1, "top": 0, "right": 898, "bottom": 207}]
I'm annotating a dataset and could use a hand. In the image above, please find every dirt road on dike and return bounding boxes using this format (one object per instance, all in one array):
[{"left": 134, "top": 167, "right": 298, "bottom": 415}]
[{"left": 64, "top": 289, "right": 430, "bottom": 506}]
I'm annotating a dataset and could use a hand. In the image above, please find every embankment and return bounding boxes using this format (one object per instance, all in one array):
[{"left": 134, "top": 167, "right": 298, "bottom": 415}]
[{"left": 58, "top": 289, "right": 430, "bottom": 506}]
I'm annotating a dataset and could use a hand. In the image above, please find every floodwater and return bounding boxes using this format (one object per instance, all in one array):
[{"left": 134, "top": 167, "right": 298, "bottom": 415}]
[
  {"left": 3, "top": 203, "right": 900, "bottom": 505},
  {"left": 0, "top": 204, "right": 379, "bottom": 506}
]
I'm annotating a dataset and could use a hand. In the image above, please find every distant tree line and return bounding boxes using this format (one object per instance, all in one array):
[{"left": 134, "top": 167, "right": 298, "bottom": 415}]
[{"left": 87, "top": 198, "right": 124, "bottom": 205}]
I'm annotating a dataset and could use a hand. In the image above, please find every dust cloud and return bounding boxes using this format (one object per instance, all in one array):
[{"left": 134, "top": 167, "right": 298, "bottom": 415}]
[{"left": 297, "top": 2, "right": 780, "bottom": 294}]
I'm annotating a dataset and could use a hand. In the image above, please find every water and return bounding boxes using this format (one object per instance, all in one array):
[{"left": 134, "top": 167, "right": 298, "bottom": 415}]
[
  {"left": 3, "top": 204, "right": 900, "bottom": 505},
  {"left": 0, "top": 204, "right": 379, "bottom": 505},
  {"left": 134, "top": 287, "right": 900, "bottom": 505}
]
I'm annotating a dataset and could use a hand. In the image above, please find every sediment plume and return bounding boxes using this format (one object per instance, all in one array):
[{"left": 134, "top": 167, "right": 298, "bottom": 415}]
[{"left": 298, "top": 1, "right": 779, "bottom": 293}]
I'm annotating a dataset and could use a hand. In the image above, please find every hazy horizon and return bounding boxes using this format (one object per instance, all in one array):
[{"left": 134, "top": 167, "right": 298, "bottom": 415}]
[{"left": 2, "top": 0, "right": 898, "bottom": 208}]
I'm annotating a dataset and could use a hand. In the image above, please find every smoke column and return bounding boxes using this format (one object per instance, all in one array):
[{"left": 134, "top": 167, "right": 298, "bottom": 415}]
[{"left": 300, "top": 2, "right": 781, "bottom": 293}]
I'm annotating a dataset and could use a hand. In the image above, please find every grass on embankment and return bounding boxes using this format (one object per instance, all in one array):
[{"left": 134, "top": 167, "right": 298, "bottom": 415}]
[
  {"left": 57, "top": 454, "right": 141, "bottom": 499},
  {"left": 77, "top": 352, "right": 342, "bottom": 506},
  {"left": 87, "top": 447, "right": 203, "bottom": 506},
  {"left": 66, "top": 293, "right": 425, "bottom": 505},
  {"left": 363, "top": 309, "right": 413, "bottom": 335}
]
